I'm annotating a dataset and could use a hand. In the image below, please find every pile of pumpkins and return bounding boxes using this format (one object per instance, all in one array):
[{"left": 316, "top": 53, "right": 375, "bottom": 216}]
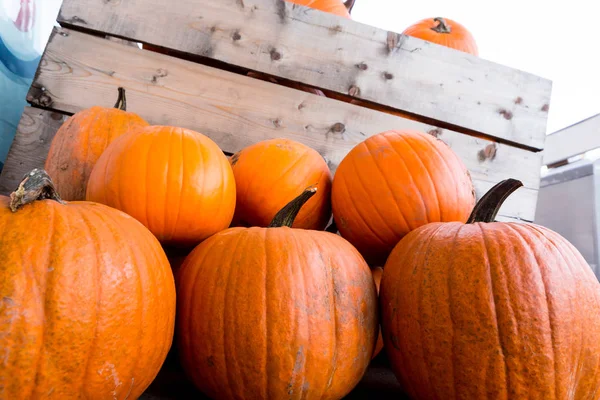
[{"left": 2, "top": 1, "right": 600, "bottom": 400}]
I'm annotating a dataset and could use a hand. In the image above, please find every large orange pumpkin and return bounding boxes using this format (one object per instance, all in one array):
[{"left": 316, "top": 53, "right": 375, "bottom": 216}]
[
  {"left": 380, "top": 179, "right": 600, "bottom": 399},
  {"left": 331, "top": 129, "right": 475, "bottom": 265},
  {"left": 230, "top": 138, "right": 332, "bottom": 230},
  {"left": 402, "top": 17, "right": 479, "bottom": 56},
  {"left": 287, "top": 0, "right": 352, "bottom": 18},
  {"left": 44, "top": 87, "right": 149, "bottom": 201},
  {"left": 0, "top": 169, "right": 176, "bottom": 399},
  {"left": 86, "top": 125, "right": 236, "bottom": 247},
  {"left": 176, "top": 187, "right": 378, "bottom": 399}
]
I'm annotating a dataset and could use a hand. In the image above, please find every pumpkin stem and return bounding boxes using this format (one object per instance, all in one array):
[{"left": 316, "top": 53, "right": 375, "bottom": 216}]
[
  {"left": 344, "top": 0, "right": 356, "bottom": 13},
  {"left": 431, "top": 17, "right": 451, "bottom": 34},
  {"left": 9, "top": 168, "right": 65, "bottom": 212},
  {"left": 114, "top": 87, "right": 127, "bottom": 111},
  {"left": 466, "top": 179, "right": 523, "bottom": 223},
  {"left": 268, "top": 186, "right": 317, "bottom": 228}
]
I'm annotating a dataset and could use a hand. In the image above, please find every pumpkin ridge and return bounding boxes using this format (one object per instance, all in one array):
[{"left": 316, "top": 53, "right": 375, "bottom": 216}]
[
  {"left": 161, "top": 128, "right": 174, "bottom": 239},
  {"left": 338, "top": 165, "right": 390, "bottom": 247},
  {"left": 363, "top": 137, "right": 412, "bottom": 235},
  {"left": 379, "top": 133, "right": 431, "bottom": 226},
  {"left": 349, "top": 142, "right": 399, "bottom": 241},
  {"left": 81, "top": 111, "right": 103, "bottom": 192},
  {"left": 30, "top": 202, "right": 58, "bottom": 397},
  {"left": 288, "top": 228, "right": 309, "bottom": 396},
  {"left": 141, "top": 132, "right": 155, "bottom": 234},
  {"left": 167, "top": 128, "right": 185, "bottom": 240},
  {"left": 503, "top": 223, "right": 561, "bottom": 399},
  {"left": 477, "top": 223, "right": 511, "bottom": 397},
  {"left": 310, "top": 233, "right": 337, "bottom": 396},
  {"left": 390, "top": 136, "right": 442, "bottom": 222},
  {"left": 262, "top": 228, "right": 270, "bottom": 398},
  {"left": 71, "top": 206, "right": 104, "bottom": 395},
  {"left": 222, "top": 230, "right": 249, "bottom": 398},
  {"left": 417, "top": 133, "right": 463, "bottom": 220}
]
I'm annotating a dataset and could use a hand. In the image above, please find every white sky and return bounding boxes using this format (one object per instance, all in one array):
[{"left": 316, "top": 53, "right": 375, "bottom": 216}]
[{"left": 351, "top": 0, "right": 600, "bottom": 135}]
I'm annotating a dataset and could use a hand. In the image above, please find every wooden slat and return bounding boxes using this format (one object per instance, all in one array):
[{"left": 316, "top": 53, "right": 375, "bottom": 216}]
[
  {"left": 543, "top": 113, "right": 600, "bottom": 166},
  {"left": 57, "top": 0, "right": 551, "bottom": 150},
  {"left": 0, "top": 108, "right": 68, "bottom": 196},
  {"left": 25, "top": 28, "right": 541, "bottom": 220}
]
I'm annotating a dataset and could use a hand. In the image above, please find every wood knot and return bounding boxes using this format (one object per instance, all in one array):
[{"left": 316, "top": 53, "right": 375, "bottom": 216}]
[
  {"left": 478, "top": 143, "right": 498, "bottom": 162},
  {"left": 38, "top": 93, "right": 53, "bottom": 108},
  {"left": 270, "top": 49, "right": 282, "bottom": 61},
  {"left": 541, "top": 104, "right": 549, "bottom": 112},
  {"left": 356, "top": 62, "right": 368, "bottom": 71},
  {"left": 232, "top": 30, "right": 242, "bottom": 41},
  {"left": 428, "top": 128, "right": 442, "bottom": 138},
  {"left": 348, "top": 85, "right": 360, "bottom": 97},
  {"left": 271, "top": 118, "right": 282, "bottom": 128},
  {"left": 383, "top": 72, "right": 394, "bottom": 80},
  {"left": 514, "top": 96, "right": 523, "bottom": 105},
  {"left": 329, "top": 25, "right": 343, "bottom": 34},
  {"left": 498, "top": 109, "right": 513, "bottom": 120},
  {"left": 331, "top": 123, "right": 346, "bottom": 133}
]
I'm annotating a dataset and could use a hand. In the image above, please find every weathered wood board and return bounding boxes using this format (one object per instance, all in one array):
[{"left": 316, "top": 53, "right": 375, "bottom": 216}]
[
  {"left": 543, "top": 113, "right": 600, "bottom": 166},
  {"left": 22, "top": 28, "right": 542, "bottom": 220},
  {"left": 0, "top": 108, "right": 67, "bottom": 195},
  {"left": 57, "top": 0, "right": 552, "bottom": 150}
]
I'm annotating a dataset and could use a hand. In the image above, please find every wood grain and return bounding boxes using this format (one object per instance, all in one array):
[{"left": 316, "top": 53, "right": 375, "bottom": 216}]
[
  {"left": 25, "top": 28, "right": 540, "bottom": 220},
  {"left": 57, "top": 0, "right": 551, "bottom": 150},
  {"left": 0, "top": 107, "right": 67, "bottom": 196}
]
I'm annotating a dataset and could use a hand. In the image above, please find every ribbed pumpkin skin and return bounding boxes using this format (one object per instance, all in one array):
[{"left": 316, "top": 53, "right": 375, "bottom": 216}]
[
  {"left": 230, "top": 138, "right": 332, "bottom": 230},
  {"left": 403, "top": 17, "right": 479, "bottom": 56},
  {"left": 176, "top": 227, "right": 378, "bottom": 400},
  {"left": 86, "top": 126, "right": 236, "bottom": 246},
  {"left": 331, "top": 130, "right": 475, "bottom": 265},
  {"left": 380, "top": 221, "right": 600, "bottom": 399},
  {"left": 44, "top": 106, "right": 149, "bottom": 201},
  {"left": 287, "top": 0, "right": 351, "bottom": 18},
  {"left": 0, "top": 197, "right": 176, "bottom": 399}
]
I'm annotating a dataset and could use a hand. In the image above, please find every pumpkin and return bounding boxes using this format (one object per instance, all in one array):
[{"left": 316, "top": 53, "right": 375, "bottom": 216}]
[
  {"left": 380, "top": 179, "right": 600, "bottom": 399},
  {"left": 286, "top": 0, "right": 352, "bottom": 18},
  {"left": 331, "top": 129, "right": 475, "bottom": 265},
  {"left": 371, "top": 266, "right": 384, "bottom": 359},
  {"left": 86, "top": 125, "right": 236, "bottom": 247},
  {"left": 0, "top": 169, "right": 176, "bottom": 399},
  {"left": 176, "top": 187, "right": 378, "bottom": 399},
  {"left": 230, "top": 138, "right": 332, "bottom": 230},
  {"left": 402, "top": 17, "right": 478, "bottom": 56},
  {"left": 44, "top": 87, "right": 149, "bottom": 201}
]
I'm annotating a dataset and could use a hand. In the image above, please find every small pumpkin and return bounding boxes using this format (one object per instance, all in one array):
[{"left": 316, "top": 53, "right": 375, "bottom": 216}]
[
  {"left": 371, "top": 266, "right": 384, "bottom": 359},
  {"left": 86, "top": 125, "right": 236, "bottom": 247},
  {"left": 176, "top": 187, "right": 378, "bottom": 399},
  {"left": 286, "top": 0, "right": 352, "bottom": 18},
  {"left": 230, "top": 138, "right": 332, "bottom": 230},
  {"left": 402, "top": 17, "right": 478, "bottom": 56},
  {"left": 380, "top": 179, "right": 600, "bottom": 398},
  {"left": 331, "top": 129, "right": 475, "bottom": 265},
  {"left": 44, "top": 87, "right": 149, "bottom": 201},
  {"left": 0, "top": 169, "right": 176, "bottom": 399}
]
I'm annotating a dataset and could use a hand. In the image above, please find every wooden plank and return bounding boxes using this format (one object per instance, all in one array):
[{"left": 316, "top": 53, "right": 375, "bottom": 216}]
[
  {"left": 0, "top": 107, "right": 68, "bottom": 196},
  {"left": 543, "top": 113, "right": 600, "bottom": 166},
  {"left": 57, "top": 0, "right": 551, "bottom": 150},
  {"left": 25, "top": 28, "right": 540, "bottom": 220}
]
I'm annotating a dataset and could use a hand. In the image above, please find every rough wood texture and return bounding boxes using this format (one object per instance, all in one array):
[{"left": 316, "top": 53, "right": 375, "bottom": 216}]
[
  {"left": 0, "top": 107, "right": 67, "bottom": 196},
  {"left": 543, "top": 113, "right": 600, "bottom": 166},
  {"left": 25, "top": 28, "right": 540, "bottom": 220},
  {"left": 57, "top": 0, "right": 551, "bottom": 150}
]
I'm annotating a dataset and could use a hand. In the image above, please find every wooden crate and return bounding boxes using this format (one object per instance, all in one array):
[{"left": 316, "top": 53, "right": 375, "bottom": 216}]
[{"left": 0, "top": 0, "right": 552, "bottom": 397}]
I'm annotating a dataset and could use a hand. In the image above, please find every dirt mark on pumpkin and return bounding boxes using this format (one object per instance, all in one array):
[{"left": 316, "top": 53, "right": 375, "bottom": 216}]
[{"left": 287, "top": 346, "right": 305, "bottom": 395}]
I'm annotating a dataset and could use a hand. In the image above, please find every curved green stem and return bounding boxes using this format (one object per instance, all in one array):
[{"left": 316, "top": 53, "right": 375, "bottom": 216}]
[
  {"left": 344, "top": 0, "right": 356, "bottom": 13},
  {"left": 431, "top": 17, "right": 451, "bottom": 34},
  {"left": 467, "top": 179, "right": 523, "bottom": 223},
  {"left": 9, "top": 169, "right": 65, "bottom": 212},
  {"left": 114, "top": 87, "right": 127, "bottom": 111},
  {"left": 268, "top": 186, "right": 317, "bottom": 228}
]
